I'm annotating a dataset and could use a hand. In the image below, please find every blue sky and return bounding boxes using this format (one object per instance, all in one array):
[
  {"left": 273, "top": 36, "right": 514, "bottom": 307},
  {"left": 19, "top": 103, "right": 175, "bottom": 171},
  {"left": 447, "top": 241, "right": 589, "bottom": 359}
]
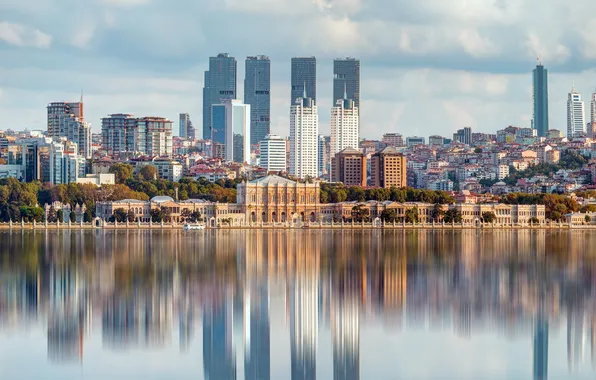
[{"left": 1, "top": 0, "right": 596, "bottom": 139}]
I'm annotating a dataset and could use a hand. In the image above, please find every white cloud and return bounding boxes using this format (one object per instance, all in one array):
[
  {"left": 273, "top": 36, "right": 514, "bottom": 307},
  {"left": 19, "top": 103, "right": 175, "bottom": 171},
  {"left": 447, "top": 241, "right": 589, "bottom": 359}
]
[
  {"left": 0, "top": 22, "right": 52, "bottom": 48},
  {"left": 70, "top": 23, "right": 96, "bottom": 49}
]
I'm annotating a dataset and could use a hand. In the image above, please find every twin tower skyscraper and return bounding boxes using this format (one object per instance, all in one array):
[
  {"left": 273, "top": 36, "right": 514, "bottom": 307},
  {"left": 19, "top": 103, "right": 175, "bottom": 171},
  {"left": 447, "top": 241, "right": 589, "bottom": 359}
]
[{"left": 201, "top": 54, "right": 361, "bottom": 145}]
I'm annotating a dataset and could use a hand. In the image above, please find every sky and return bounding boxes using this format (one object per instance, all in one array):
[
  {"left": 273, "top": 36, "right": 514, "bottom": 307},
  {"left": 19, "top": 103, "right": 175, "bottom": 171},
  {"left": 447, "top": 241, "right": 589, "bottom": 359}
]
[{"left": 2, "top": 0, "right": 596, "bottom": 140}]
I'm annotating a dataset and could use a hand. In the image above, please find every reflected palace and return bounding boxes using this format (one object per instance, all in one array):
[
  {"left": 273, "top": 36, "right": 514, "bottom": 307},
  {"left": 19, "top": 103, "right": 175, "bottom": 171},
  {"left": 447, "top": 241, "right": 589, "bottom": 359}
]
[{"left": 1, "top": 230, "right": 596, "bottom": 379}]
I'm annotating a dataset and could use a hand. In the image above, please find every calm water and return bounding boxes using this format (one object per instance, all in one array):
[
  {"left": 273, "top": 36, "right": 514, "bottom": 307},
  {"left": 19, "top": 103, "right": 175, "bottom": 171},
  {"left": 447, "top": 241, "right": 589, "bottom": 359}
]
[{"left": 1, "top": 229, "right": 596, "bottom": 380}]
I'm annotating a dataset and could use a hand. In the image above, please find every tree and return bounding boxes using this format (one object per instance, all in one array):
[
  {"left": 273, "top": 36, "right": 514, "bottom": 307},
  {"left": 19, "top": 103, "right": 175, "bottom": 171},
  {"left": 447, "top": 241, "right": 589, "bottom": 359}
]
[
  {"left": 137, "top": 165, "right": 158, "bottom": 181},
  {"left": 150, "top": 208, "right": 164, "bottom": 223},
  {"left": 351, "top": 205, "right": 369, "bottom": 222},
  {"left": 190, "top": 211, "right": 202, "bottom": 222},
  {"left": 529, "top": 217, "right": 540, "bottom": 224},
  {"left": 474, "top": 147, "right": 482, "bottom": 154},
  {"left": 126, "top": 209, "right": 136, "bottom": 222},
  {"left": 109, "top": 208, "right": 127, "bottom": 222},
  {"left": 482, "top": 211, "right": 497, "bottom": 223},
  {"left": 0, "top": 157, "right": 6, "bottom": 165},
  {"left": 444, "top": 209, "right": 463, "bottom": 223},
  {"left": 19, "top": 206, "right": 44, "bottom": 222},
  {"left": 109, "top": 163, "right": 134, "bottom": 184},
  {"left": 431, "top": 204, "right": 444, "bottom": 222},
  {"left": 580, "top": 204, "right": 596, "bottom": 213},
  {"left": 46, "top": 206, "right": 57, "bottom": 222},
  {"left": 380, "top": 209, "right": 398, "bottom": 223},
  {"left": 405, "top": 207, "right": 419, "bottom": 223},
  {"left": 585, "top": 215, "right": 591, "bottom": 223},
  {"left": 57, "top": 209, "right": 64, "bottom": 223}
]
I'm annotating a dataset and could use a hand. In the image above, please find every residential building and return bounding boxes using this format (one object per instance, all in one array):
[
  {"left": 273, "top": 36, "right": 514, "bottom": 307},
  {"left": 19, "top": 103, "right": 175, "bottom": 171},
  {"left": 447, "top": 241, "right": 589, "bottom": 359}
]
[
  {"left": 547, "top": 129, "right": 563, "bottom": 139},
  {"left": 331, "top": 147, "right": 366, "bottom": 186},
  {"left": 203, "top": 53, "right": 237, "bottom": 139},
  {"left": 47, "top": 101, "right": 84, "bottom": 137},
  {"left": 101, "top": 113, "right": 138, "bottom": 155},
  {"left": 260, "top": 134, "right": 287, "bottom": 173},
  {"left": 47, "top": 101, "right": 91, "bottom": 158},
  {"left": 382, "top": 133, "right": 404, "bottom": 147},
  {"left": 590, "top": 92, "right": 596, "bottom": 138},
  {"left": 567, "top": 88, "right": 585, "bottom": 138},
  {"left": 179, "top": 113, "right": 196, "bottom": 139},
  {"left": 495, "top": 164, "right": 509, "bottom": 180},
  {"left": 533, "top": 63, "right": 549, "bottom": 137},
  {"left": 318, "top": 135, "right": 328, "bottom": 177},
  {"left": 428, "top": 135, "right": 445, "bottom": 146},
  {"left": 330, "top": 97, "right": 359, "bottom": 158},
  {"left": 453, "top": 127, "right": 472, "bottom": 145},
  {"left": 76, "top": 173, "right": 116, "bottom": 186},
  {"left": 406, "top": 136, "right": 425, "bottom": 147},
  {"left": 137, "top": 117, "right": 174, "bottom": 157},
  {"left": 244, "top": 56, "right": 271, "bottom": 144},
  {"left": 134, "top": 158, "right": 183, "bottom": 182},
  {"left": 211, "top": 100, "right": 251, "bottom": 164},
  {"left": 291, "top": 57, "right": 316, "bottom": 104},
  {"left": 370, "top": 147, "right": 407, "bottom": 188},
  {"left": 290, "top": 96, "right": 319, "bottom": 179},
  {"left": 333, "top": 58, "right": 360, "bottom": 111}
]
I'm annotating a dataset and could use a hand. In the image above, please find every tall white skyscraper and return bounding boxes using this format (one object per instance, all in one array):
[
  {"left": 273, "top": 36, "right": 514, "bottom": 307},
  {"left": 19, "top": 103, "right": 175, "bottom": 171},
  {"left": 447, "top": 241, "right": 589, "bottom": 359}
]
[
  {"left": 590, "top": 92, "right": 596, "bottom": 138},
  {"left": 567, "top": 88, "right": 585, "bottom": 138},
  {"left": 212, "top": 100, "right": 251, "bottom": 163},
  {"left": 290, "top": 96, "right": 319, "bottom": 179},
  {"left": 330, "top": 97, "right": 359, "bottom": 158},
  {"left": 260, "top": 134, "right": 286, "bottom": 172}
]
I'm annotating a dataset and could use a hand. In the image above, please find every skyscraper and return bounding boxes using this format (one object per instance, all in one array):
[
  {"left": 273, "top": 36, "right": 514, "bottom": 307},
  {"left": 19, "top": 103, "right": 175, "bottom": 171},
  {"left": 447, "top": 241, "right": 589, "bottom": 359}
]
[
  {"left": 211, "top": 100, "right": 251, "bottom": 164},
  {"left": 245, "top": 56, "right": 271, "bottom": 144},
  {"left": 179, "top": 113, "right": 195, "bottom": 139},
  {"left": 453, "top": 127, "right": 472, "bottom": 145},
  {"left": 203, "top": 53, "right": 237, "bottom": 139},
  {"left": 333, "top": 58, "right": 360, "bottom": 112},
  {"left": 590, "top": 92, "right": 596, "bottom": 138},
  {"left": 330, "top": 96, "right": 359, "bottom": 158},
  {"left": 567, "top": 88, "right": 585, "bottom": 138},
  {"left": 291, "top": 57, "right": 316, "bottom": 104},
  {"left": 290, "top": 95, "right": 319, "bottom": 179},
  {"left": 533, "top": 64, "right": 549, "bottom": 137}
]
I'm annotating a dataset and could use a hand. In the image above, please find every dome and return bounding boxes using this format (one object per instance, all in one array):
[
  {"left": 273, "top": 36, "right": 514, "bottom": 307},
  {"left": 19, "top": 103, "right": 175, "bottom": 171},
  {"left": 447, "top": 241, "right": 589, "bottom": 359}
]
[{"left": 150, "top": 196, "right": 175, "bottom": 203}]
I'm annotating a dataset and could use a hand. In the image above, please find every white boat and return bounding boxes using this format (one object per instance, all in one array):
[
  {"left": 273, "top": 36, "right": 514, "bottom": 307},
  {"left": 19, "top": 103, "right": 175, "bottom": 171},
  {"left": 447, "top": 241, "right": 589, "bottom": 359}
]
[{"left": 183, "top": 224, "right": 205, "bottom": 231}]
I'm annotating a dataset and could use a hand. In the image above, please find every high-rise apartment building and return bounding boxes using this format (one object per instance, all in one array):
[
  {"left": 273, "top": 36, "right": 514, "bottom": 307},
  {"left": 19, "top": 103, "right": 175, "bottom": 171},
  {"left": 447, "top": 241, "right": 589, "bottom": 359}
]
[
  {"left": 382, "top": 133, "right": 404, "bottom": 147},
  {"left": 567, "top": 88, "right": 585, "bottom": 138},
  {"left": 318, "top": 135, "right": 328, "bottom": 177},
  {"left": 47, "top": 101, "right": 91, "bottom": 158},
  {"left": 331, "top": 147, "right": 366, "bottom": 186},
  {"left": 212, "top": 100, "right": 251, "bottom": 164},
  {"left": 590, "top": 93, "right": 596, "bottom": 138},
  {"left": 533, "top": 64, "right": 549, "bottom": 137},
  {"left": 179, "top": 113, "right": 196, "bottom": 139},
  {"left": 453, "top": 127, "right": 472, "bottom": 145},
  {"left": 245, "top": 56, "right": 271, "bottom": 144},
  {"left": 370, "top": 147, "right": 407, "bottom": 188},
  {"left": 330, "top": 97, "right": 359, "bottom": 158},
  {"left": 259, "top": 134, "right": 287, "bottom": 173},
  {"left": 291, "top": 57, "right": 316, "bottom": 104},
  {"left": 101, "top": 114, "right": 173, "bottom": 157},
  {"left": 290, "top": 96, "right": 319, "bottom": 179},
  {"left": 333, "top": 58, "right": 360, "bottom": 112},
  {"left": 203, "top": 53, "right": 237, "bottom": 139},
  {"left": 406, "top": 136, "right": 426, "bottom": 147}
]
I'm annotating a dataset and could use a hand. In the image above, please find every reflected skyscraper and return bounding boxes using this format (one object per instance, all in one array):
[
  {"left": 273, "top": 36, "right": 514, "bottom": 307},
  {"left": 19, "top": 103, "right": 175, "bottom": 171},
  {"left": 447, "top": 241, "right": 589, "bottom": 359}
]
[
  {"left": 203, "top": 301, "right": 237, "bottom": 380},
  {"left": 244, "top": 286, "right": 271, "bottom": 380},
  {"left": 332, "top": 296, "right": 360, "bottom": 380},
  {"left": 533, "top": 317, "right": 548, "bottom": 380}
]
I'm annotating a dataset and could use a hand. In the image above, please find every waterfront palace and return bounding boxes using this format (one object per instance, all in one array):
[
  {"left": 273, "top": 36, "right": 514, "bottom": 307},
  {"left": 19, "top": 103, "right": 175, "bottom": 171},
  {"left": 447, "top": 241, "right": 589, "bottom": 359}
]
[{"left": 95, "top": 175, "right": 546, "bottom": 225}]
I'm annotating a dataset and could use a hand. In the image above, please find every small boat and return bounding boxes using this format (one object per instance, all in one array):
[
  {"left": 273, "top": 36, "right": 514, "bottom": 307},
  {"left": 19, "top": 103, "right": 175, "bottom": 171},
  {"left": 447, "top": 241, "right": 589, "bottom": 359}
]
[{"left": 183, "top": 224, "right": 205, "bottom": 231}]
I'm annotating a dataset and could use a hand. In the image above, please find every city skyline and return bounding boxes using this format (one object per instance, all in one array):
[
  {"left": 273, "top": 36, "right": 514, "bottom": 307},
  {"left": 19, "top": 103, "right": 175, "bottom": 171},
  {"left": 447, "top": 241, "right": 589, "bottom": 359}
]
[{"left": 4, "top": 1, "right": 596, "bottom": 141}]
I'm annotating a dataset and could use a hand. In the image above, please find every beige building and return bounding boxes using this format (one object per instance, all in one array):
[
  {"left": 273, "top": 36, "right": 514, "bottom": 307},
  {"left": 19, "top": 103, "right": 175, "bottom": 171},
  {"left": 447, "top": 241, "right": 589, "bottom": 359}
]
[
  {"left": 370, "top": 147, "right": 407, "bottom": 188},
  {"left": 331, "top": 147, "right": 366, "bottom": 186},
  {"left": 236, "top": 175, "right": 321, "bottom": 223},
  {"left": 452, "top": 203, "right": 545, "bottom": 224}
]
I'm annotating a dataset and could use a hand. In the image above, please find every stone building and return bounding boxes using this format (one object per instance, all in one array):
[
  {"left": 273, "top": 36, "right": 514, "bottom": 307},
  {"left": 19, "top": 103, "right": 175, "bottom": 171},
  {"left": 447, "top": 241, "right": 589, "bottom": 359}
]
[{"left": 236, "top": 175, "right": 320, "bottom": 223}]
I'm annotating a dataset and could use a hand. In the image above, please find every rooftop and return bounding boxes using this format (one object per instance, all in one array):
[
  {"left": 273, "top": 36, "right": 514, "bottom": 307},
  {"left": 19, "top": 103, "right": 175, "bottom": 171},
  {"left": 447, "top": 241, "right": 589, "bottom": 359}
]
[
  {"left": 151, "top": 196, "right": 175, "bottom": 203},
  {"left": 249, "top": 175, "right": 297, "bottom": 185}
]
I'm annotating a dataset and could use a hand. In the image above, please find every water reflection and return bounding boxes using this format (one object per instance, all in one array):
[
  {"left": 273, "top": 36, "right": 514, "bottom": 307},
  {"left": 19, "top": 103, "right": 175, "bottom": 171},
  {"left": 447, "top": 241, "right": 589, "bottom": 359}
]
[{"left": 1, "top": 230, "right": 596, "bottom": 379}]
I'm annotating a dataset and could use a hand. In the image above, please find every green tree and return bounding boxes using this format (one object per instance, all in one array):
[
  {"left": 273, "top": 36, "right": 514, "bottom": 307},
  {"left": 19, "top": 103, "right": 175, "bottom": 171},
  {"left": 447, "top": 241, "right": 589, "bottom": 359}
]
[
  {"left": 580, "top": 204, "right": 596, "bottom": 213},
  {"left": 529, "top": 217, "right": 540, "bottom": 224},
  {"left": 126, "top": 209, "right": 136, "bottom": 222},
  {"left": 137, "top": 165, "right": 158, "bottom": 181},
  {"left": 585, "top": 215, "right": 591, "bottom": 223},
  {"left": 431, "top": 204, "right": 444, "bottom": 222},
  {"left": 150, "top": 208, "right": 164, "bottom": 223},
  {"left": 444, "top": 209, "right": 463, "bottom": 223},
  {"left": 19, "top": 206, "right": 44, "bottom": 222},
  {"left": 380, "top": 209, "right": 398, "bottom": 223},
  {"left": 46, "top": 206, "right": 57, "bottom": 222},
  {"left": 351, "top": 205, "right": 369, "bottom": 222},
  {"left": 109, "top": 163, "right": 134, "bottom": 184},
  {"left": 405, "top": 207, "right": 419, "bottom": 223},
  {"left": 110, "top": 208, "right": 128, "bottom": 223},
  {"left": 482, "top": 211, "right": 497, "bottom": 223}
]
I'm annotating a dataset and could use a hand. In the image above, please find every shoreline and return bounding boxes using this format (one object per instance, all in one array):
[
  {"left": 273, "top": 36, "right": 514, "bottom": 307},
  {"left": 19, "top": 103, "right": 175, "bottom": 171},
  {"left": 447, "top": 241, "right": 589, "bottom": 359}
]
[{"left": 0, "top": 222, "right": 593, "bottom": 230}]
